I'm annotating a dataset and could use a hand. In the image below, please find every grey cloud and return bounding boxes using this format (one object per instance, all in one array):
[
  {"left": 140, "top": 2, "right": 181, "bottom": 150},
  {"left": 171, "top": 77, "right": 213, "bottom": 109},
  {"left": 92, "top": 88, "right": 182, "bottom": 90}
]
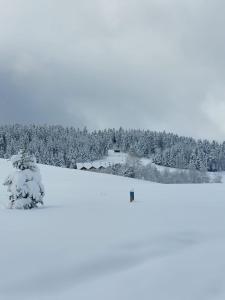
[{"left": 0, "top": 0, "right": 225, "bottom": 140}]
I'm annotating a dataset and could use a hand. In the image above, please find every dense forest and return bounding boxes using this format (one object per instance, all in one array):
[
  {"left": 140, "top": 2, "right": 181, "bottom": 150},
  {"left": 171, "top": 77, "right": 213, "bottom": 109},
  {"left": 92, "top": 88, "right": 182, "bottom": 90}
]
[{"left": 0, "top": 124, "right": 224, "bottom": 172}]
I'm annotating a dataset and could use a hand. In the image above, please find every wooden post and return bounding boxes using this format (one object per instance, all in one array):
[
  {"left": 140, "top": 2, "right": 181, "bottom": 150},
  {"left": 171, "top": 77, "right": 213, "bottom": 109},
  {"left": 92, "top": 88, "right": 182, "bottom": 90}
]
[{"left": 130, "top": 190, "right": 134, "bottom": 202}]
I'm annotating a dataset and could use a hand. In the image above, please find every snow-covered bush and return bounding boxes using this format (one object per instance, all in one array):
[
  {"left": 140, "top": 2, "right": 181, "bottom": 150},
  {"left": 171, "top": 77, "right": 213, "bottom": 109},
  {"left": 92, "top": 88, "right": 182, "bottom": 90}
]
[
  {"left": 97, "top": 162, "right": 212, "bottom": 184},
  {"left": 3, "top": 150, "right": 44, "bottom": 209},
  {"left": 213, "top": 173, "right": 222, "bottom": 183}
]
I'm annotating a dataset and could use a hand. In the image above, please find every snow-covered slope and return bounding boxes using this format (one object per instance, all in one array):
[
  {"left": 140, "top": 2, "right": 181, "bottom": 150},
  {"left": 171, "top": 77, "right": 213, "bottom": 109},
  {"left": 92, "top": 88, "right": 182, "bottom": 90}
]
[{"left": 1, "top": 159, "right": 225, "bottom": 300}]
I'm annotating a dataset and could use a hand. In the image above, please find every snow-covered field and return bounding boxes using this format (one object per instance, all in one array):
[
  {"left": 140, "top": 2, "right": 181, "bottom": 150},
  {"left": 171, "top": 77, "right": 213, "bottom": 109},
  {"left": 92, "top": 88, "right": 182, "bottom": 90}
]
[{"left": 1, "top": 158, "right": 225, "bottom": 300}]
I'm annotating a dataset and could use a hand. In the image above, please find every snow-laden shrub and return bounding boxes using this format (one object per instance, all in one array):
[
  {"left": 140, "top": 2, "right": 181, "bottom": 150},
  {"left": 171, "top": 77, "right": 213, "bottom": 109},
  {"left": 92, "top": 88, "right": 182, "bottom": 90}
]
[
  {"left": 3, "top": 150, "right": 44, "bottom": 209},
  {"left": 97, "top": 161, "right": 212, "bottom": 184}
]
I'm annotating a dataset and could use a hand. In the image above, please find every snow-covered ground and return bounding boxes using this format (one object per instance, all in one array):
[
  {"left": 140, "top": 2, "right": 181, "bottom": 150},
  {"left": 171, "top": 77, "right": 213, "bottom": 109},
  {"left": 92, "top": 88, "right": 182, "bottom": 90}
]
[{"left": 1, "top": 158, "right": 225, "bottom": 300}]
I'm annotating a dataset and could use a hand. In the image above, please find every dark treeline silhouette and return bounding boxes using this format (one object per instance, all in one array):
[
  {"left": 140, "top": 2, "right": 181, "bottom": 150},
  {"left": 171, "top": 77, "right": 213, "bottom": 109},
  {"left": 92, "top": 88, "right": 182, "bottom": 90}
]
[{"left": 0, "top": 124, "right": 224, "bottom": 171}]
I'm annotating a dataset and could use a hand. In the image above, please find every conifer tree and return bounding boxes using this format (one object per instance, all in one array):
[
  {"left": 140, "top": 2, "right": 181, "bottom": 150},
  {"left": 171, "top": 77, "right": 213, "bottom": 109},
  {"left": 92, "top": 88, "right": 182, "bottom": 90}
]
[{"left": 3, "top": 150, "right": 44, "bottom": 209}]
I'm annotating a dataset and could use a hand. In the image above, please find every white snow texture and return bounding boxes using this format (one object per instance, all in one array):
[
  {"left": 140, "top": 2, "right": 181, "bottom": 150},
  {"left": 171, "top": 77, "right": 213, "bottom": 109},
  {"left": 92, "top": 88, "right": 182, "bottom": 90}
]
[
  {"left": 0, "top": 158, "right": 225, "bottom": 300},
  {"left": 3, "top": 151, "right": 44, "bottom": 209}
]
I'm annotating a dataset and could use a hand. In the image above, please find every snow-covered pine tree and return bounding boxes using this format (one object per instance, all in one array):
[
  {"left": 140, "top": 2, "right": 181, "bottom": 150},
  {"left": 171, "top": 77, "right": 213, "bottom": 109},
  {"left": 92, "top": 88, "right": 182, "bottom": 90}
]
[{"left": 3, "top": 150, "right": 44, "bottom": 209}]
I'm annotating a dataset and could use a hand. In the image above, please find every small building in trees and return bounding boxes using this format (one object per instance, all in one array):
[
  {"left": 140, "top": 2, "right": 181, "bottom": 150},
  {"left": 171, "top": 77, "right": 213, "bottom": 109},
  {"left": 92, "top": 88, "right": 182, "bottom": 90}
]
[
  {"left": 98, "top": 166, "right": 105, "bottom": 171},
  {"left": 112, "top": 134, "right": 120, "bottom": 153},
  {"left": 80, "top": 166, "right": 87, "bottom": 171},
  {"left": 77, "top": 162, "right": 108, "bottom": 171},
  {"left": 89, "top": 166, "right": 96, "bottom": 171}
]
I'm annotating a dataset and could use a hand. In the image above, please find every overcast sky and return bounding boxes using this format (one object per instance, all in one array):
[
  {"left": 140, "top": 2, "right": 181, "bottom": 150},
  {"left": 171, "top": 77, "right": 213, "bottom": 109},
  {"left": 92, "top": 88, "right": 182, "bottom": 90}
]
[{"left": 1, "top": 0, "right": 225, "bottom": 140}]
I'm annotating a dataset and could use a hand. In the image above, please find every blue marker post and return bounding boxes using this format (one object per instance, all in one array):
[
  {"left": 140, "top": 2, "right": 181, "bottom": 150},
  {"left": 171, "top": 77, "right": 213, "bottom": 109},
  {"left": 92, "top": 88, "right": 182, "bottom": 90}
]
[{"left": 130, "top": 189, "right": 134, "bottom": 203}]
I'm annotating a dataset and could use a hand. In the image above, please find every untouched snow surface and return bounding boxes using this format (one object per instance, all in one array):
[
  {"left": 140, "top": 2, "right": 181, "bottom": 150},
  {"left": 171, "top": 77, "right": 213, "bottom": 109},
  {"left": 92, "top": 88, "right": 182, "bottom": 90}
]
[{"left": 0, "top": 159, "right": 225, "bottom": 300}]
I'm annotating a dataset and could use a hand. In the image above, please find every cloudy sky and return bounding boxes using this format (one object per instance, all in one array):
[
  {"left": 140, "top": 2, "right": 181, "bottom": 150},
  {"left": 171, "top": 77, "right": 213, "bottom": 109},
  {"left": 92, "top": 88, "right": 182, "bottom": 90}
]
[{"left": 0, "top": 0, "right": 225, "bottom": 140}]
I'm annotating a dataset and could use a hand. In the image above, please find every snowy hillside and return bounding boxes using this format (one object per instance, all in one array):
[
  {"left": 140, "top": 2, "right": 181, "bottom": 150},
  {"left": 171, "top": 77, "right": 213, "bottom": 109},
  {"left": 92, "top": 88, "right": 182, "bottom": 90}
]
[{"left": 1, "top": 159, "right": 225, "bottom": 300}]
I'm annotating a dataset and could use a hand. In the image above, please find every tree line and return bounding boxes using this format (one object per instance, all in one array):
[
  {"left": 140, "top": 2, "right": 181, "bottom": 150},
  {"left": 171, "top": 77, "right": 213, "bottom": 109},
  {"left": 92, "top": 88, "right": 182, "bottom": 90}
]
[{"left": 0, "top": 124, "right": 224, "bottom": 172}]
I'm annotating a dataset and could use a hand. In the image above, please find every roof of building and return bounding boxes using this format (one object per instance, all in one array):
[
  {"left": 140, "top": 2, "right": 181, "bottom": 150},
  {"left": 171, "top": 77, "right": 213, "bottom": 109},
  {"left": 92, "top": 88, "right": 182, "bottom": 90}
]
[{"left": 77, "top": 149, "right": 128, "bottom": 170}]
